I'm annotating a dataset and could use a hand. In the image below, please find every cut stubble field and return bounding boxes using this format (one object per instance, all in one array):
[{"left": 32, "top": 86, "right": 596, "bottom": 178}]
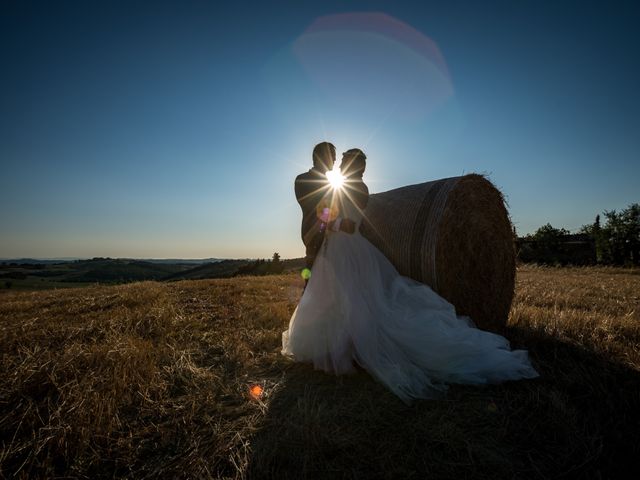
[{"left": 0, "top": 266, "right": 638, "bottom": 479}]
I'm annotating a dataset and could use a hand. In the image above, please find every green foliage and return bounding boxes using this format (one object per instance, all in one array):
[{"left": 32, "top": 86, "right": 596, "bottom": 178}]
[
  {"left": 528, "top": 223, "right": 570, "bottom": 246},
  {"left": 579, "top": 215, "right": 603, "bottom": 262},
  {"left": 519, "top": 224, "right": 574, "bottom": 265},
  {"left": 580, "top": 203, "right": 640, "bottom": 265},
  {"left": 519, "top": 203, "right": 639, "bottom": 266}
]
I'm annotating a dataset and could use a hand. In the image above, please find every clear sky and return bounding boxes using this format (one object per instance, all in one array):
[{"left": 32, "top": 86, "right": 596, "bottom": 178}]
[{"left": 1, "top": 0, "right": 639, "bottom": 259}]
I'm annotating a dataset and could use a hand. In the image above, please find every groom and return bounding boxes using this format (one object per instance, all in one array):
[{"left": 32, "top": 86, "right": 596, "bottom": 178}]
[{"left": 295, "top": 141, "right": 355, "bottom": 288}]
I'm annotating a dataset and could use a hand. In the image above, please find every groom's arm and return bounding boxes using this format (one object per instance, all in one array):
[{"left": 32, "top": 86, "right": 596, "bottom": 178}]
[
  {"left": 296, "top": 174, "right": 327, "bottom": 247},
  {"left": 302, "top": 217, "right": 325, "bottom": 247}
]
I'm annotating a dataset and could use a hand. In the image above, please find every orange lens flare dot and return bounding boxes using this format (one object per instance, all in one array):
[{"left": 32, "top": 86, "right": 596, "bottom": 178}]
[{"left": 250, "top": 384, "right": 263, "bottom": 398}]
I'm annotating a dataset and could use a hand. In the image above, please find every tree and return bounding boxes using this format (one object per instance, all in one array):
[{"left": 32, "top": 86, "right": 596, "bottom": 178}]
[
  {"left": 522, "top": 224, "right": 571, "bottom": 265},
  {"left": 580, "top": 203, "right": 640, "bottom": 265},
  {"left": 580, "top": 214, "right": 604, "bottom": 263},
  {"left": 269, "top": 252, "right": 284, "bottom": 274},
  {"left": 603, "top": 204, "right": 640, "bottom": 265},
  {"left": 529, "top": 224, "right": 570, "bottom": 250},
  {"left": 594, "top": 214, "right": 602, "bottom": 262}
]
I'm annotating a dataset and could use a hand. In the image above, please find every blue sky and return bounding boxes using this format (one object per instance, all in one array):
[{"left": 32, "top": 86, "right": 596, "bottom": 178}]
[{"left": 1, "top": 0, "right": 638, "bottom": 259}]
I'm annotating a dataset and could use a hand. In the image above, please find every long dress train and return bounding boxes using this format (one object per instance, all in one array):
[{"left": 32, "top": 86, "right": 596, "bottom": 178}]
[{"left": 281, "top": 192, "right": 538, "bottom": 405}]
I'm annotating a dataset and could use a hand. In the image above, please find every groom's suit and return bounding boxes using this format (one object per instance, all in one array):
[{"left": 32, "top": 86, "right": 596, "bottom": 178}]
[{"left": 294, "top": 167, "right": 333, "bottom": 272}]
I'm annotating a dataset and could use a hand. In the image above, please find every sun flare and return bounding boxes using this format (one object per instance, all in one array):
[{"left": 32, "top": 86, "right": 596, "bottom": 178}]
[{"left": 326, "top": 169, "right": 345, "bottom": 190}]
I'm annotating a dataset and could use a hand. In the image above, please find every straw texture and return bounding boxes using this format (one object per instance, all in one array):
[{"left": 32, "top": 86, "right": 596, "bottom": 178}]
[{"left": 360, "top": 174, "right": 515, "bottom": 331}]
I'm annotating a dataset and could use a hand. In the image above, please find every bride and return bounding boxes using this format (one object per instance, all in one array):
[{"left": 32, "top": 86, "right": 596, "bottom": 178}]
[{"left": 281, "top": 148, "right": 539, "bottom": 405}]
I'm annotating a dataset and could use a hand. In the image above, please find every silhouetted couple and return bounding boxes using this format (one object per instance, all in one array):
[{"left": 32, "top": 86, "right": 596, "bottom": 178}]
[
  {"left": 282, "top": 142, "right": 539, "bottom": 405},
  {"left": 292, "top": 142, "right": 368, "bottom": 288}
]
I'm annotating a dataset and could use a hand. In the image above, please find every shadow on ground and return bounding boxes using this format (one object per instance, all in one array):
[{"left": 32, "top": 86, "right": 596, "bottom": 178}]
[{"left": 243, "top": 329, "right": 640, "bottom": 479}]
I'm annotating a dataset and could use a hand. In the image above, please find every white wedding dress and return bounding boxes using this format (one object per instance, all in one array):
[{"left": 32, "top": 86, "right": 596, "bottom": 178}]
[{"left": 281, "top": 194, "right": 539, "bottom": 405}]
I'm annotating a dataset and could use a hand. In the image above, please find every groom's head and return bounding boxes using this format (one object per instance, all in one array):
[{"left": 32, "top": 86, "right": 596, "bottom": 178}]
[{"left": 312, "top": 142, "right": 336, "bottom": 173}]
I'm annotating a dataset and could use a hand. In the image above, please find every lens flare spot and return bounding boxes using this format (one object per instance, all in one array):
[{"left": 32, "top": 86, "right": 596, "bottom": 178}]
[
  {"left": 291, "top": 12, "right": 454, "bottom": 121},
  {"left": 250, "top": 384, "right": 264, "bottom": 398},
  {"left": 301, "top": 268, "right": 311, "bottom": 280}
]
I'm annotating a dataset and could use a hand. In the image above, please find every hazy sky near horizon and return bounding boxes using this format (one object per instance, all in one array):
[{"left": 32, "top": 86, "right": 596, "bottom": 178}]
[{"left": 1, "top": 0, "right": 639, "bottom": 259}]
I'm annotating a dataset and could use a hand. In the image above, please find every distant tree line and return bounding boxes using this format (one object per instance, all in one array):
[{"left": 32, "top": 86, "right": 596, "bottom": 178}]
[
  {"left": 517, "top": 203, "right": 639, "bottom": 266},
  {"left": 234, "top": 252, "right": 285, "bottom": 276}
]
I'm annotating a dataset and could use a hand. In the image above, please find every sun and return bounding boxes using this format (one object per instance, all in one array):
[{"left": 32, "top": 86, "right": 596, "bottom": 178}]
[{"left": 326, "top": 168, "right": 345, "bottom": 190}]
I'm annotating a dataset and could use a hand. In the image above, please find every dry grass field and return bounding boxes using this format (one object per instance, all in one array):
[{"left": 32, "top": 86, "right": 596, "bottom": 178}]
[{"left": 1, "top": 265, "right": 639, "bottom": 479}]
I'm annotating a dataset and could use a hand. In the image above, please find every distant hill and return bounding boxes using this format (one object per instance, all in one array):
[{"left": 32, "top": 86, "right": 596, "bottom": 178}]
[
  {"left": 0, "top": 257, "right": 306, "bottom": 290},
  {"left": 0, "top": 257, "right": 226, "bottom": 265},
  {"left": 0, "top": 258, "right": 77, "bottom": 265},
  {"left": 136, "top": 258, "right": 226, "bottom": 265},
  {"left": 162, "top": 258, "right": 306, "bottom": 282},
  {"left": 65, "top": 259, "right": 191, "bottom": 282},
  {"left": 281, "top": 257, "right": 305, "bottom": 272},
  {"left": 163, "top": 260, "right": 252, "bottom": 281}
]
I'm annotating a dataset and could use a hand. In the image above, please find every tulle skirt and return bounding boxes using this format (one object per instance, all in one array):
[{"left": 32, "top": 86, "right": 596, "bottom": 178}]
[{"left": 281, "top": 230, "right": 539, "bottom": 405}]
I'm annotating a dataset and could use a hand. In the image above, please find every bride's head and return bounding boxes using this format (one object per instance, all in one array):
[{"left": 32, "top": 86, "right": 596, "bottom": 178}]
[{"left": 340, "top": 148, "right": 367, "bottom": 179}]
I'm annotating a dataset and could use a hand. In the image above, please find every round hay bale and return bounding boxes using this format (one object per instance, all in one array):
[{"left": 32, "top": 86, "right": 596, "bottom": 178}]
[{"left": 359, "top": 174, "right": 515, "bottom": 332}]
